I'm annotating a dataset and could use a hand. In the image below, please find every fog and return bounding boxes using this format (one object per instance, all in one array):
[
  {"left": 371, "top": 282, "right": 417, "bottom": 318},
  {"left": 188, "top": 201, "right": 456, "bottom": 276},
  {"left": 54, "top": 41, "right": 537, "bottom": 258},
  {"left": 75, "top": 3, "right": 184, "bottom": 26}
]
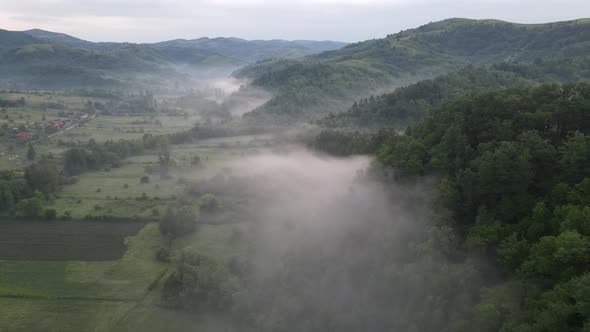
[
  {"left": 155, "top": 66, "right": 271, "bottom": 121},
  {"left": 207, "top": 77, "right": 272, "bottom": 116},
  {"left": 186, "top": 147, "right": 480, "bottom": 331}
]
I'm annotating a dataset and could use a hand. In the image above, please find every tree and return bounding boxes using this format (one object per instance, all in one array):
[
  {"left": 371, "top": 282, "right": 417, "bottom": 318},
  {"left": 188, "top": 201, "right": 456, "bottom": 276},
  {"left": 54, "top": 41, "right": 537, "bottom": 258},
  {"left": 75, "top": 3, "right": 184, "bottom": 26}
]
[
  {"left": 159, "top": 205, "right": 198, "bottom": 237},
  {"left": 191, "top": 155, "right": 202, "bottom": 168},
  {"left": 520, "top": 230, "right": 589, "bottom": 285},
  {"left": 16, "top": 197, "right": 43, "bottom": 218},
  {"left": 161, "top": 249, "right": 236, "bottom": 310},
  {"left": 63, "top": 148, "right": 88, "bottom": 176},
  {"left": 44, "top": 208, "right": 57, "bottom": 220},
  {"left": 159, "top": 143, "right": 172, "bottom": 179},
  {"left": 559, "top": 132, "right": 590, "bottom": 185},
  {"left": 199, "top": 193, "right": 221, "bottom": 213},
  {"left": 26, "top": 143, "right": 36, "bottom": 161},
  {"left": 24, "top": 160, "right": 59, "bottom": 195}
]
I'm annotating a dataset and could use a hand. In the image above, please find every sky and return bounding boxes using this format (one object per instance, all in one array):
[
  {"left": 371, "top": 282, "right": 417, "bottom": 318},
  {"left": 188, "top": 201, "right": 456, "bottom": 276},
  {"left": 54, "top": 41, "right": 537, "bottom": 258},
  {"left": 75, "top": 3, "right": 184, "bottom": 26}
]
[{"left": 0, "top": 0, "right": 589, "bottom": 43}]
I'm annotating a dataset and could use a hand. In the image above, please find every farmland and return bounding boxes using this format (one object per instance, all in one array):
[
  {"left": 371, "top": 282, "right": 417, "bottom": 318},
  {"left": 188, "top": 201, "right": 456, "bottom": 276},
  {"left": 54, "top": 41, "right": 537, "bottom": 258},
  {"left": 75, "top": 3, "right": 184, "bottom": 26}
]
[
  {"left": 0, "top": 88, "right": 264, "bottom": 331},
  {"left": 0, "top": 221, "right": 145, "bottom": 261},
  {"left": 0, "top": 220, "right": 247, "bottom": 331}
]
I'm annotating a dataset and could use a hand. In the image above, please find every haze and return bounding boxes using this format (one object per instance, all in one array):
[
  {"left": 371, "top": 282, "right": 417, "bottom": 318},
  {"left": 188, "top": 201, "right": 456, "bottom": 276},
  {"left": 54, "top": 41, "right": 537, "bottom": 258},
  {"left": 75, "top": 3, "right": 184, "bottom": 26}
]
[{"left": 1, "top": 0, "right": 588, "bottom": 42}]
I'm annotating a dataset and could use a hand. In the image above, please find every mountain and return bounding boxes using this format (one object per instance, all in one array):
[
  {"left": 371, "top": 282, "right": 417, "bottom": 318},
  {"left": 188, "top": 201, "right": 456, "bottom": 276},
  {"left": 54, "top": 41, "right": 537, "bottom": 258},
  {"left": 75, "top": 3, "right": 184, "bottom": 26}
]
[
  {"left": 21, "top": 29, "right": 347, "bottom": 63},
  {"left": 153, "top": 37, "right": 347, "bottom": 63},
  {"left": 237, "top": 18, "right": 590, "bottom": 122},
  {"left": 24, "top": 28, "right": 93, "bottom": 47},
  {"left": 0, "top": 28, "right": 347, "bottom": 89},
  {"left": 0, "top": 38, "right": 241, "bottom": 89}
]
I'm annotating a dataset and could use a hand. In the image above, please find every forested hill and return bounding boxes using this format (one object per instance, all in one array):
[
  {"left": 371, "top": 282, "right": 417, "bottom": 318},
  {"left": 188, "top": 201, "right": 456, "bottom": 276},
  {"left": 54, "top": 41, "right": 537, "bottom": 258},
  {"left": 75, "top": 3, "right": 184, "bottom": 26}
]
[
  {"left": 0, "top": 29, "right": 241, "bottom": 89},
  {"left": 319, "top": 56, "right": 590, "bottom": 130},
  {"left": 368, "top": 82, "right": 590, "bottom": 330},
  {"left": 21, "top": 29, "right": 346, "bottom": 63},
  {"left": 0, "top": 29, "right": 346, "bottom": 89},
  {"left": 237, "top": 18, "right": 590, "bottom": 122}
]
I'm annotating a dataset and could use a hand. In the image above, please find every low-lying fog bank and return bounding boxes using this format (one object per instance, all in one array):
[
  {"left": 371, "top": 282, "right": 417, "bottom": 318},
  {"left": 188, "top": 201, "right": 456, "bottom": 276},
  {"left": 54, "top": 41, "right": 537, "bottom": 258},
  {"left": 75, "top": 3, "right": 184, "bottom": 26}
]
[{"left": 184, "top": 147, "right": 469, "bottom": 331}]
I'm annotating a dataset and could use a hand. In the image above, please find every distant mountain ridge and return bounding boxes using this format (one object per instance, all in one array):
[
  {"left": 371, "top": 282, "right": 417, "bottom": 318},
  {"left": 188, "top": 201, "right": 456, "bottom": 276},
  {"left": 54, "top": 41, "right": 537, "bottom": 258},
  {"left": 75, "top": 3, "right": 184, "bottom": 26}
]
[
  {"left": 154, "top": 37, "right": 348, "bottom": 63},
  {"left": 21, "top": 29, "right": 347, "bottom": 63},
  {"left": 0, "top": 28, "right": 347, "bottom": 89}
]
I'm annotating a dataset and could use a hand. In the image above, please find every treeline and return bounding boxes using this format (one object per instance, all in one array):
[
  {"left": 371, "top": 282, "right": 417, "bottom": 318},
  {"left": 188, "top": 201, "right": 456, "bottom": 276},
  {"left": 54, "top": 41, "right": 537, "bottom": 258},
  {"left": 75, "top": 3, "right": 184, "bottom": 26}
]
[
  {"left": 0, "top": 158, "right": 63, "bottom": 218},
  {"left": 62, "top": 133, "right": 162, "bottom": 175},
  {"left": 319, "top": 57, "right": 590, "bottom": 129},
  {"left": 305, "top": 128, "right": 396, "bottom": 156},
  {"left": 0, "top": 97, "right": 26, "bottom": 107},
  {"left": 373, "top": 82, "right": 590, "bottom": 330}
]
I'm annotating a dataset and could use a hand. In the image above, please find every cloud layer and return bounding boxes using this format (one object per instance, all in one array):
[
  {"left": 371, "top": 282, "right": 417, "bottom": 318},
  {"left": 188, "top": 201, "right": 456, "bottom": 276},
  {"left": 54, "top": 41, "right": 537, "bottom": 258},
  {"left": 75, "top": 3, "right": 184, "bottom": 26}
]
[{"left": 1, "top": 0, "right": 588, "bottom": 42}]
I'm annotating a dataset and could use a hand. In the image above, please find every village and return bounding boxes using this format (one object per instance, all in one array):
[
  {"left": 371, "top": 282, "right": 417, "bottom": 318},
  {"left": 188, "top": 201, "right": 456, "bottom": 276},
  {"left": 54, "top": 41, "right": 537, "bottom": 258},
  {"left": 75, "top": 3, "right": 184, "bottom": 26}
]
[
  {"left": 2, "top": 111, "right": 95, "bottom": 167},
  {"left": 12, "top": 111, "right": 93, "bottom": 140}
]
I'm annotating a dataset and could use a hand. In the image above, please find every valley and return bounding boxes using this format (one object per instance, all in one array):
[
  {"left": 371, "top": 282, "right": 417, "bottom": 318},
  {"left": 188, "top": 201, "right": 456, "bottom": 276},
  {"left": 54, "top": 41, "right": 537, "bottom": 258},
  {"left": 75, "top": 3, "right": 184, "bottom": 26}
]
[{"left": 0, "top": 14, "right": 589, "bottom": 332}]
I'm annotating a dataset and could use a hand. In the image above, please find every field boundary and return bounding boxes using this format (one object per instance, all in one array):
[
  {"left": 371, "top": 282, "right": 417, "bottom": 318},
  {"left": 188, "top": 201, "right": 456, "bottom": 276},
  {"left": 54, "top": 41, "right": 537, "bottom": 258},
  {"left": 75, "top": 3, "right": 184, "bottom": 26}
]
[{"left": 0, "top": 293, "right": 138, "bottom": 303}]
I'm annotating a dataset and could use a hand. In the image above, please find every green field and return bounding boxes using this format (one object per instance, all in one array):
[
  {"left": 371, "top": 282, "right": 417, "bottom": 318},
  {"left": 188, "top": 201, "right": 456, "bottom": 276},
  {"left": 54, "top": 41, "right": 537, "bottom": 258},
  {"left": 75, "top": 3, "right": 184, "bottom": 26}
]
[
  {"left": 63, "top": 115, "right": 195, "bottom": 143},
  {"left": 0, "top": 221, "right": 246, "bottom": 332},
  {"left": 0, "top": 110, "right": 268, "bottom": 331}
]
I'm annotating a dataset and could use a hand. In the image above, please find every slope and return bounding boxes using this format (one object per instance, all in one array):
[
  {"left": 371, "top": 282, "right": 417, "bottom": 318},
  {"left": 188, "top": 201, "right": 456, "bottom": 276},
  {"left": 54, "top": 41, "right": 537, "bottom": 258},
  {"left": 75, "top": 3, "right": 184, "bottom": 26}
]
[{"left": 237, "top": 18, "right": 590, "bottom": 121}]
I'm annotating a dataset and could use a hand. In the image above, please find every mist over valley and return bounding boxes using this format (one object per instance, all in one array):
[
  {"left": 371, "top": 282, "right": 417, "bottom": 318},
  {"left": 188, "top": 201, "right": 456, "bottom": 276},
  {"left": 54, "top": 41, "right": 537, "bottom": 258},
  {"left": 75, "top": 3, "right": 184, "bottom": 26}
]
[{"left": 0, "top": 3, "right": 589, "bottom": 331}]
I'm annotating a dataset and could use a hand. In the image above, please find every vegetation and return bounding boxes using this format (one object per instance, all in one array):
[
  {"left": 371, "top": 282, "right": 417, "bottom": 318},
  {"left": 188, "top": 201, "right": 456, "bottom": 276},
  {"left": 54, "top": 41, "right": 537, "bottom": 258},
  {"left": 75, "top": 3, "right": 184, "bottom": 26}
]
[
  {"left": 238, "top": 18, "right": 590, "bottom": 121},
  {"left": 161, "top": 249, "right": 236, "bottom": 310},
  {"left": 319, "top": 57, "right": 590, "bottom": 129},
  {"left": 368, "top": 82, "right": 590, "bottom": 330},
  {"left": 0, "top": 28, "right": 345, "bottom": 90}
]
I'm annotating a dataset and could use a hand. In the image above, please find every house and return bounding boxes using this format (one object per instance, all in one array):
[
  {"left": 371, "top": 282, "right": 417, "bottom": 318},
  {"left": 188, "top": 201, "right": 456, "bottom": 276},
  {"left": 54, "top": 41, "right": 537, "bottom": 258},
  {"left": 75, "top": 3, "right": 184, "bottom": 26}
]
[
  {"left": 15, "top": 132, "right": 34, "bottom": 139},
  {"left": 50, "top": 119, "right": 65, "bottom": 129}
]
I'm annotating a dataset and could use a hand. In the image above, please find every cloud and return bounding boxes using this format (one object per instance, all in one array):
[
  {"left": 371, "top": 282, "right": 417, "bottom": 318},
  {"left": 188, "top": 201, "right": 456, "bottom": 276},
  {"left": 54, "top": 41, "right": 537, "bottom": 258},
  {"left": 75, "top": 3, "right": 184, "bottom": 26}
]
[{"left": 0, "top": 0, "right": 588, "bottom": 42}]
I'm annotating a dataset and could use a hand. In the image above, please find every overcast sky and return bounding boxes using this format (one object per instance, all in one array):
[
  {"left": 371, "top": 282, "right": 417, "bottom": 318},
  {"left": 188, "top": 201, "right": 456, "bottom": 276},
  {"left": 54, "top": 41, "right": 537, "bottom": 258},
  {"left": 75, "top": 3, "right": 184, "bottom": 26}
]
[{"left": 1, "top": 0, "right": 589, "bottom": 43}]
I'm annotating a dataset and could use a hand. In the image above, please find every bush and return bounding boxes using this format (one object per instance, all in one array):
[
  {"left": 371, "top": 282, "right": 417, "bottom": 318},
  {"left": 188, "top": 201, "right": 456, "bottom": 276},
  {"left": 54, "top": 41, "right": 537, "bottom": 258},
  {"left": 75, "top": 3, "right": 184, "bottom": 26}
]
[
  {"left": 16, "top": 197, "right": 43, "bottom": 218},
  {"left": 43, "top": 208, "right": 57, "bottom": 220},
  {"left": 161, "top": 249, "right": 236, "bottom": 310},
  {"left": 140, "top": 175, "right": 150, "bottom": 184},
  {"left": 155, "top": 247, "right": 171, "bottom": 262},
  {"left": 62, "top": 211, "right": 72, "bottom": 220},
  {"left": 199, "top": 193, "right": 221, "bottom": 213},
  {"left": 159, "top": 205, "right": 198, "bottom": 237}
]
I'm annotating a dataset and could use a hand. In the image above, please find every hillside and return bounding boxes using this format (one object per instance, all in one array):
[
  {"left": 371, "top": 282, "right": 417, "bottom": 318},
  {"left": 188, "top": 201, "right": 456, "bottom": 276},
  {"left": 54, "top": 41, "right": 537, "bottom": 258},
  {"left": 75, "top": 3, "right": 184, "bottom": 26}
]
[
  {"left": 371, "top": 82, "right": 590, "bottom": 331},
  {"left": 238, "top": 18, "right": 590, "bottom": 121},
  {"left": 319, "top": 56, "right": 590, "bottom": 130}
]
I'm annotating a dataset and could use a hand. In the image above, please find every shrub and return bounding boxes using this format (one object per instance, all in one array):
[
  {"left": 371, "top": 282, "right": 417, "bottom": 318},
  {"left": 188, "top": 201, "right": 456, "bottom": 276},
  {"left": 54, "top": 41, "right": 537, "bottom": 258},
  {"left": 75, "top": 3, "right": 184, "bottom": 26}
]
[
  {"left": 43, "top": 208, "right": 57, "bottom": 220},
  {"left": 159, "top": 205, "right": 198, "bottom": 237},
  {"left": 199, "top": 193, "right": 221, "bottom": 212},
  {"left": 155, "top": 247, "right": 171, "bottom": 262},
  {"left": 161, "top": 249, "right": 236, "bottom": 310}
]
